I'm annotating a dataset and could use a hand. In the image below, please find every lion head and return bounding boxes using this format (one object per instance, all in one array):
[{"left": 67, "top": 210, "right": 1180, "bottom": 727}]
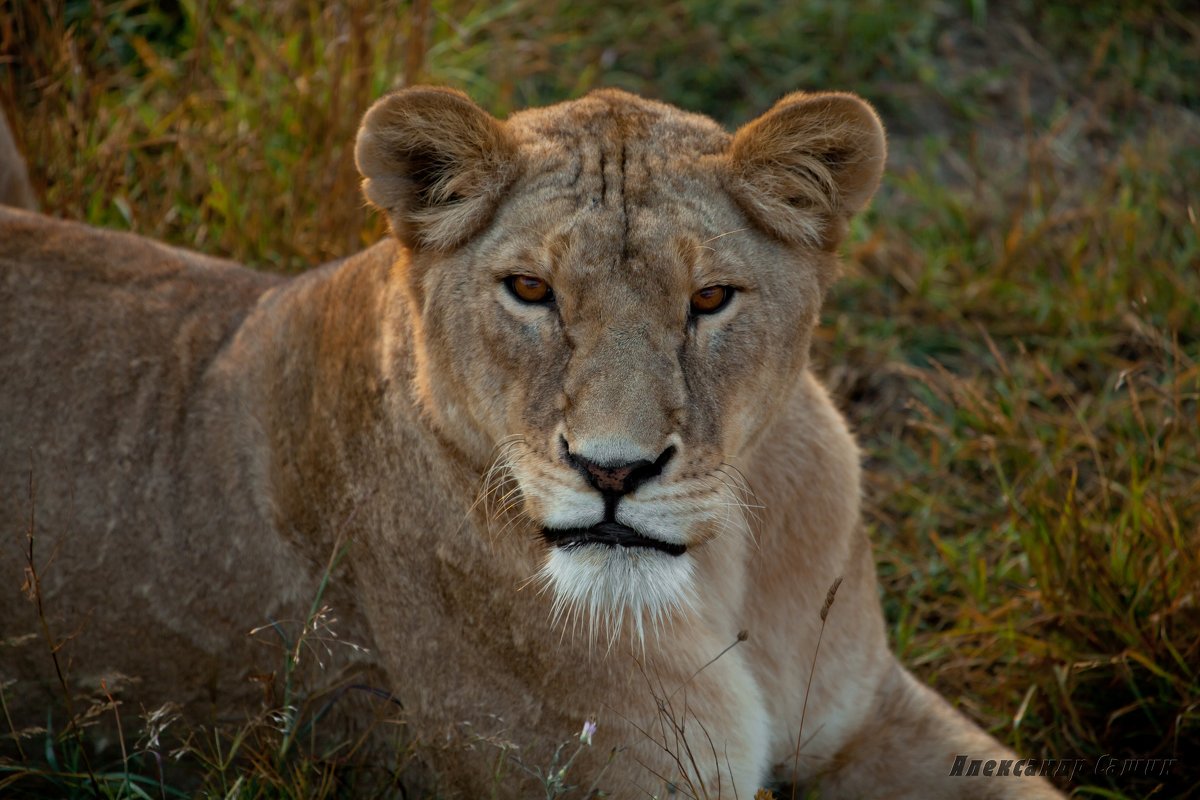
[{"left": 355, "top": 87, "right": 885, "bottom": 637}]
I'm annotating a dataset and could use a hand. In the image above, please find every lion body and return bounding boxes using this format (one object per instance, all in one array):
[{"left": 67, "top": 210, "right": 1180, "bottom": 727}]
[{"left": 0, "top": 89, "right": 1061, "bottom": 798}]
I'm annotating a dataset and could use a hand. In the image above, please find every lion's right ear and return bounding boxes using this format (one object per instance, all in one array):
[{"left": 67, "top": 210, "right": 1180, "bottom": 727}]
[{"left": 355, "top": 87, "right": 518, "bottom": 252}]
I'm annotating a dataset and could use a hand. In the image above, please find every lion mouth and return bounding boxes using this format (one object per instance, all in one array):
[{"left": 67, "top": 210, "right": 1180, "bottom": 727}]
[{"left": 542, "top": 521, "right": 687, "bottom": 557}]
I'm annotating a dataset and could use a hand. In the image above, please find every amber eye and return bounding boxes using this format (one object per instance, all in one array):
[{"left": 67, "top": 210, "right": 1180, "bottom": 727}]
[
  {"left": 690, "top": 285, "right": 733, "bottom": 315},
  {"left": 504, "top": 275, "right": 554, "bottom": 304}
]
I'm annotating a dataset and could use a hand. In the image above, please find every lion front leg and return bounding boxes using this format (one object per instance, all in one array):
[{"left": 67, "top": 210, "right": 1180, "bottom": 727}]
[{"left": 811, "top": 663, "right": 1065, "bottom": 799}]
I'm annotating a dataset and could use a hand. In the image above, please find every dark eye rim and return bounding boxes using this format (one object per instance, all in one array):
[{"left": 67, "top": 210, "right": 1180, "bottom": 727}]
[
  {"left": 503, "top": 274, "right": 555, "bottom": 305},
  {"left": 689, "top": 285, "right": 736, "bottom": 316}
]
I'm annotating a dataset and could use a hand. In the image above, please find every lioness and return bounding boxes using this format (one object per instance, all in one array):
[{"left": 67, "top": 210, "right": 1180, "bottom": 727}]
[{"left": 0, "top": 88, "right": 1063, "bottom": 797}]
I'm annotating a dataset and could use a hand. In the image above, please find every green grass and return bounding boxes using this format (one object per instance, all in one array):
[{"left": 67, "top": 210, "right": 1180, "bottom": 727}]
[{"left": 1, "top": 0, "right": 1197, "bottom": 797}]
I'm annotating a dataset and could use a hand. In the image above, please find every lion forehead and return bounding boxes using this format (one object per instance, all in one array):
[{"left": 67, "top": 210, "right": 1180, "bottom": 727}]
[
  {"left": 508, "top": 88, "right": 731, "bottom": 156},
  {"left": 502, "top": 90, "right": 733, "bottom": 209}
]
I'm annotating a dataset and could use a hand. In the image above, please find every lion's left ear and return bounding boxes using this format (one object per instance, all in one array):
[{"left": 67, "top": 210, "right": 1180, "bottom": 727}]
[
  {"left": 727, "top": 92, "right": 886, "bottom": 249},
  {"left": 355, "top": 87, "right": 519, "bottom": 252}
]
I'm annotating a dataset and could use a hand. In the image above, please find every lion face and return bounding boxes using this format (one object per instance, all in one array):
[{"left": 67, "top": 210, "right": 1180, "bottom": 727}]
[{"left": 356, "top": 88, "right": 885, "bottom": 633}]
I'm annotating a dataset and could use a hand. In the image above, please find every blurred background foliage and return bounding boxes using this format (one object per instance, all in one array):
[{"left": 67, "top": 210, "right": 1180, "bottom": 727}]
[{"left": 1, "top": 0, "right": 1197, "bottom": 797}]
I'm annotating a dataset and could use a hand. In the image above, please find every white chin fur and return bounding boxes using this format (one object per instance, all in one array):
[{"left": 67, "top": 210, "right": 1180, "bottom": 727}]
[{"left": 539, "top": 545, "right": 696, "bottom": 650}]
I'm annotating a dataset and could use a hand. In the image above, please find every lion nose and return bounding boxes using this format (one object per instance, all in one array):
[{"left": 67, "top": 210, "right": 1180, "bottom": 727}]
[{"left": 563, "top": 440, "right": 676, "bottom": 497}]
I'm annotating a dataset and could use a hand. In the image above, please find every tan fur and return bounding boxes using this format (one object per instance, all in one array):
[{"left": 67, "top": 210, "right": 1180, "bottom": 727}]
[{"left": 0, "top": 88, "right": 1063, "bottom": 798}]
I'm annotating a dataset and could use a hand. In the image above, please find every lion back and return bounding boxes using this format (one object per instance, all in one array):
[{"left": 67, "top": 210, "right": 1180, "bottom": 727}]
[{"left": 0, "top": 208, "right": 285, "bottom": 717}]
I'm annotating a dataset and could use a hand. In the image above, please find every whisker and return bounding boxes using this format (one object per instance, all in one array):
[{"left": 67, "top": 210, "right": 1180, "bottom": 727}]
[
  {"left": 467, "top": 434, "right": 528, "bottom": 544},
  {"left": 700, "top": 227, "right": 749, "bottom": 245},
  {"left": 703, "top": 474, "right": 761, "bottom": 551},
  {"left": 717, "top": 463, "right": 766, "bottom": 525}
]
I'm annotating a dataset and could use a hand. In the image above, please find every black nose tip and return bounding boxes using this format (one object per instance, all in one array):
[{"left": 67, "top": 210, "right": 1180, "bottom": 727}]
[{"left": 563, "top": 442, "right": 676, "bottom": 496}]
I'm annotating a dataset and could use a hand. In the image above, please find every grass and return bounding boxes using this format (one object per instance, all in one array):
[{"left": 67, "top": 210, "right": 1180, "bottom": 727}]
[{"left": 2, "top": 0, "right": 1198, "bottom": 797}]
